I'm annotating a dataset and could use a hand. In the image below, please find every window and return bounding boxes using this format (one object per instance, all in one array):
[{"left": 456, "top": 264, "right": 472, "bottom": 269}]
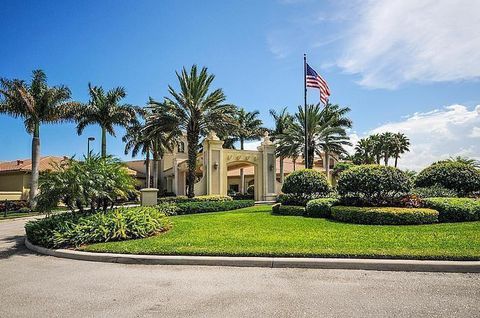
[{"left": 229, "top": 184, "right": 239, "bottom": 192}]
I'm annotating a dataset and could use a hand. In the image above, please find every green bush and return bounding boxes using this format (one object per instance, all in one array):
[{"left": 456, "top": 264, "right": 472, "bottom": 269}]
[
  {"left": 411, "top": 185, "right": 458, "bottom": 198},
  {"left": 271, "top": 203, "right": 305, "bottom": 216},
  {"left": 25, "top": 207, "right": 170, "bottom": 248},
  {"left": 336, "top": 165, "right": 412, "bottom": 206},
  {"left": 158, "top": 195, "right": 233, "bottom": 204},
  {"left": 281, "top": 169, "right": 330, "bottom": 195},
  {"left": 276, "top": 193, "right": 326, "bottom": 207},
  {"left": 423, "top": 197, "right": 480, "bottom": 222},
  {"left": 305, "top": 198, "right": 338, "bottom": 218},
  {"left": 173, "top": 200, "right": 254, "bottom": 215},
  {"left": 415, "top": 162, "right": 480, "bottom": 196},
  {"left": 330, "top": 206, "right": 439, "bottom": 225}
]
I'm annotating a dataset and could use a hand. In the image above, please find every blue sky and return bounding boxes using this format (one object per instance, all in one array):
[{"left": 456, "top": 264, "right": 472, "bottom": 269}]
[{"left": 1, "top": 0, "right": 479, "bottom": 170}]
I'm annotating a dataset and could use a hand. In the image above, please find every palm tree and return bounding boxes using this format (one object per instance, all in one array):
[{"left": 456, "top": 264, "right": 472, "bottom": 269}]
[
  {"left": 354, "top": 138, "right": 374, "bottom": 164},
  {"left": 437, "top": 155, "right": 480, "bottom": 168},
  {"left": 0, "top": 70, "right": 79, "bottom": 208},
  {"left": 76, "top": 83, "right": 138, "bottom": 158},
  {"left": 380, "top": 132, "right": 395, "bottom": 166},
  {"left": 158, "top": 65, "right": 236, "bottom": 198},
  {"left": 269, "top": 107, "right": 292, "bottom": 184},
  {"left": 233, "top": 108, "right": 264, "bottom": 193},
  {"left": 123, "top": 115, "right": 153, "bottom": 188},
  {"left": 369, "top": 134, "right": 383, "bottom": 164},
  {"left": 392, "top": 132, "right": 410, "bottom": 167},
  {"left": 319, "top": 104, "right": 352, "bottom": 179}
]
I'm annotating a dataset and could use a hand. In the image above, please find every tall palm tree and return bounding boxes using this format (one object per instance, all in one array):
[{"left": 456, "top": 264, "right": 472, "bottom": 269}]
[
  {"left": 157, "top": 65, "right": 236, "bottom": 198},
  {"left": 123, "top": 114, "right": 153, "bottom": 188},
  {"left": 234, "top": 108, "right": 264, "bottom": 193},
  {"left": 369, "top": 134, "right": 383, "bottom": 164},
  {"left": 391, "top": 132, "right": 410, "bottom": 167},
  {"left": 354, "top": 138, "right": 374, "bottom": 164},
  {"left": 269, "top": 107, "right": 292, "bottom": 184},
  {"left": 0, "top": 70, "right": 79, "bottom": 208},
  {"left": 76, "top": 83, "right": 138, "bottom": 158},
  {"left": 319, "top": 104, "right": 352, "bottom": 179},
  {"left": 380, "top": 132, "right": 395, "bottom": 166}
]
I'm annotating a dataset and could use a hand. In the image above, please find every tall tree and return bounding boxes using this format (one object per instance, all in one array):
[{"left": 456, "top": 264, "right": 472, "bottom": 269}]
[
  {"left": 269, "top": 107, "right": 292, "bottom": 184},
  {"left": 354, "top": 138, "right": 375, "bottom": 164},
  {"left": 0, "top": 70, "right": 79, "bottom": 208},
  {"left": 151, "top": 65, "right": 235, "bottom": 198},
  {"left": 76, "top": 84, "right": 138, "bottom": 158},
  {"left": 380, "top": 132, "right": 395, "bottom": 166},
  {"left": 319, "top": 104, "right": 352, "bottom": 179},
  {"left": 234, "top": 108, "right": 264, "bottom": 193},
  {"left": 391, "top": 132, "right": 410, "bottom": 167}
]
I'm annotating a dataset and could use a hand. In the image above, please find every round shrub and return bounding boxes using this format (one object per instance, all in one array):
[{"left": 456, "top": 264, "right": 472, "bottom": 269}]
[
  {"left": 415, "top": 162, "right": 480, "bottom": 196},
  {"left": 276, "top": 193, "right": 325, "bottom": 207},
  {"left": 305, "top": 198, "right": 338, "bottom": 218},
  {"left": 330, "top": 206, "right": 439, "bottom": 225},
  {"left": 336, "top": 165, "right": 412, "bottom": 206},
  {"left": 423, "top": 197, "right": 480, "bottom": 222},
  {"left": 281, "top": 169, "right": 330, "bottom": 195},
  {"left": 271, "top": 203, "right": 305, "bottom": 216}
]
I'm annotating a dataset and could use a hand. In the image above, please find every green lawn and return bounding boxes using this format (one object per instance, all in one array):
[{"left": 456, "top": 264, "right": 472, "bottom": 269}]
[
  {"left": 0, "top": 211, "right": 42, "bottom": 221},
  {"left": 83, "top": 205, "right": 480, "bottom": 260}
]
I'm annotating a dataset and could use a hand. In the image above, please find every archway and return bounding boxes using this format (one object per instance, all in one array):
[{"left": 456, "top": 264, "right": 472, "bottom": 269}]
[{"left": 226, "top": 161, "right": 258, "bottom": 200}]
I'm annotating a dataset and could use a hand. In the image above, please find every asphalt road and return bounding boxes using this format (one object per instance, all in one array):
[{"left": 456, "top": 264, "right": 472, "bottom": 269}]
[{"left": 1, "top": 217, "right": 479, "bottom": 318}]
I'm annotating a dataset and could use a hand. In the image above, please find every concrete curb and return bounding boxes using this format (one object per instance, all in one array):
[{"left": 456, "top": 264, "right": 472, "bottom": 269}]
[{"left": 25, "top": 239, "right": 480, "bottom": 273}]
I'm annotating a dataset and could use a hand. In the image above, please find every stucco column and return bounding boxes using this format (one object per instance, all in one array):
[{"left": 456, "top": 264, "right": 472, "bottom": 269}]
[
  {"left": 203, "top": 131, "right": 225, "bottom": 195},
  {"left": 257, "top": 132, "right": 277, "bottom": 201}
]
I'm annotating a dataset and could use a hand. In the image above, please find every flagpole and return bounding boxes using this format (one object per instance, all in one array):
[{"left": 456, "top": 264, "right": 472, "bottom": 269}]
[{"left": 304, "top": 53, "right": 308, "bottom": 169}]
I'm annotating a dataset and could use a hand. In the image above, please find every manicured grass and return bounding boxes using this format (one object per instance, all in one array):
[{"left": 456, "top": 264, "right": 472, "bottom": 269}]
[
  {"left": 0, "top": 211, "right": 42, "bottom": 221},
  {"left": 83, "top": 205, "right": 480, "bottom": 260}
]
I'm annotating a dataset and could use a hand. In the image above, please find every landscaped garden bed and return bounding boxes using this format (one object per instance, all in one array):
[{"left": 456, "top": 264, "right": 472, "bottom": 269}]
[{"left": 82, "top": 205, "right": 480, "bottom": 260}]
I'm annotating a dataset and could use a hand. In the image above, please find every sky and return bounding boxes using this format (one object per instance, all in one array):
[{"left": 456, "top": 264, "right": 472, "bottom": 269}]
[{"left": 0, "top": 0, "right": 479, "bottom": 170}]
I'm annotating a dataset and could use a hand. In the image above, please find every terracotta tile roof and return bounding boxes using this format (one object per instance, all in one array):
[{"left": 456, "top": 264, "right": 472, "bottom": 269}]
[
  {"left": 0, "top": 156, "right": 67, "bottom": 173},
  {"left": 227, "top": 157, "right": 326, "bottom": 176}
]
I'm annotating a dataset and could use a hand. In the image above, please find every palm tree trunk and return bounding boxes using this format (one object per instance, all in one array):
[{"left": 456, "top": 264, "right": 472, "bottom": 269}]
[
  {"left": 293, "top": 158, "right": 296, "bottom": 171},
  {"left": 394, "top": 155, "right": 398, "bottom": 168},
  {"left": 145, "top": 150, "right": 151, "bottom": 188},
  {"left": 152, "top": 153, "right": 158, "bottom": 189},
  {"left": 279, "top": 157, "right": 284, "bottom": 184},
  {"left": 29, "top": 123, "right": 40, "bottom": 209},
  {"left": 324, "top": 151, "right": 330, "bottom": 182},
  {"left": 186, "top": 131, "right": 199, "bottom": 198},
  {"left": 240, "top": 138, "right": 245, "bottom": 193},
  {"left": 101, "top": 127, "right": 107, "bottom": 158}
]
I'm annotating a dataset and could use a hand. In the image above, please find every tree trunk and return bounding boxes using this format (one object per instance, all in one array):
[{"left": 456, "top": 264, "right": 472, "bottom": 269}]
[
  {"left": 394, "top": 156, "right": 398, "bottom": 168},
  {"left": 29, "top": 123, "right": 40, "bottom": 210},
  {"left": 293, "top": 159, "right": 296, "bottom": 171},
  {"left": 279, "top": 157, "right": 284, "bottom": 184},
  {"left": 186, "top": 131, "right": 199, "bottom": 198},
  {"left": 152, "top": 153, "right": 158, "bottom": 189},
  {"left": 240, "top": 138, "right": 244, "bottom": 193},
  {"left": 101, "top": 127, "right": 107, "bottom": 158},
  {"left": 324, "top": 151, "right": 330, "bottom": 182},
  {"left": 384, "top": 155, "right": 389, "bottom": 166},
  {"left": 307, "top": 146, "right": 315, "bottom": 169},
  {"left": 145, "top": 150, "right": 151, "bottom": 188}
]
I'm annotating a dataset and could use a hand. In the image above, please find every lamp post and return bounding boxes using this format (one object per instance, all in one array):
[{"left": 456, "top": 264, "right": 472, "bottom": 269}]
[{"left": 87, "top": 137, "right": 95, "bottom": 158}]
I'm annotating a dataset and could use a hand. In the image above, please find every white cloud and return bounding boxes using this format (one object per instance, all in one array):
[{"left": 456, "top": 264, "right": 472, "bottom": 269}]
[
  {"left": 355, "top": 104, "right": 480, "bottom": 170},
  {"left": 336, "top": 0, "right": 480, "bottom": 88},
  {"left": 243, "top": 140, "right": 262, "bottom": 151}
]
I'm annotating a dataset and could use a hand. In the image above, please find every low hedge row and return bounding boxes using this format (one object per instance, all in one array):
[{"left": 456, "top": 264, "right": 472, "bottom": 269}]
[
  {"left": 157, "top": 195, "right": 232, "bottom": 204},
  {"left": 276, "top": 193, "right": 327, "bottom": 207},
  {"left": 25, "top": 207, "right": 170, "bottom": 248},
  {"left": 271, "top": 203, "right": 305, "bottom": 216},
  {"left": 305, "top": 198, "right": 339, "bottom": 218},
  {"left": 170, "top": 200, "right": 255, "bottom": 215},
  {"left": 330, "top": 206, "right": 439, "bottom": 225},
  {"left": 423, "top": 197, "right": 480, "bottom": 222}
]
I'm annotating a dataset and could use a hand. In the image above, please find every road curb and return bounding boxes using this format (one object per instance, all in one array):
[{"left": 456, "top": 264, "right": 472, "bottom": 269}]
[{"left": 25, "top": 239, "right": 480, "bottom": 273}]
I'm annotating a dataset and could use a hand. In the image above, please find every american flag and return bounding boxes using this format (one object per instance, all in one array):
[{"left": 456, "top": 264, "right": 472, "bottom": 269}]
[{"left": 306, "top": 63, "right": 330, "bottom": 105}]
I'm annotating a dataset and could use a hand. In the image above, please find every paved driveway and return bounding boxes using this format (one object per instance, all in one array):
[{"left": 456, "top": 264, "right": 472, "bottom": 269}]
[{"left": 1, "top": 217, "right": 479, "bottom": 318}]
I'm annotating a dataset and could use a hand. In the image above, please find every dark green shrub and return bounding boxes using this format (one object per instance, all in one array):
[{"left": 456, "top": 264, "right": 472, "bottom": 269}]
[
  {"left": 276, "top": 193, "right": 325, "bottom": 207},
  {"left": 330, "top": 206, "right": 438, "bottom": 225},
  {"left": 305, "top": 198, "right": 338, "bottom": 218},
  {"left": 174, "top": 200, "right": 254, "bottom": 215},
  {"left": 336, "top": 165, "right": 412, "bottom": 206},
  {"left": 156, "top": 203, "right": 180, "bottom": 216},
  {"left": 411, "top": 185, "right": 458, "bottom": 198},
  {"left": 281, "top": 169, "right": 330, "bottom": 195},
  {"left": 332, "top": 162, "right": 355, "bottom": 180},
  {"left": 158, "top": 195, "right": 232, "bottom": 204},
  {"left": 423, "top": 197, "right": 480, "bottom": 222},
  {"left": 271, "top": 204, "right": 305, "bottom": 216},
  {"left": 25, "top": 207, "right": 170, "bottom": 248},
  {"left": 415, "top": 162, "right": 480, "bottom": 196}
]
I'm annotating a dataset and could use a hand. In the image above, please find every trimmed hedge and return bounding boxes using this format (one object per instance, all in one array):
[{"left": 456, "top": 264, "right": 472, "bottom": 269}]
[
  {"left": 281, "top": 169, "right": 330, "bottom": 195},
  {"left": 158, "top": 195, "right": 233, "bottom": 204},
  {"left": 305, "top": 198, "right": 338, "bottom": 218},
  {"left": 411, "top": 185, "right": 458, "bottom": 198},
  {"left": 330, "top": 206, "right": 439, "bottom": 225},
  {"left": 173, "top": 200, "right": 255, "bottom": 215},
  {"left": 415, "top": 162, "right": 480, "bottom": 196},
  {"left": 271, "top": 203, "right": 305, "bottom": 216},
  {"left": 337, "top": 165, "right": 412, "bottom": 206},
  {"left": 25, "top": 207, "right": 170, "bottom": 248},
  {"left": 423, "top": 197, "right": 480, "bottom": 222},
  {"left": 276, "top": 193, "right": 326, "bottom": 207}
]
